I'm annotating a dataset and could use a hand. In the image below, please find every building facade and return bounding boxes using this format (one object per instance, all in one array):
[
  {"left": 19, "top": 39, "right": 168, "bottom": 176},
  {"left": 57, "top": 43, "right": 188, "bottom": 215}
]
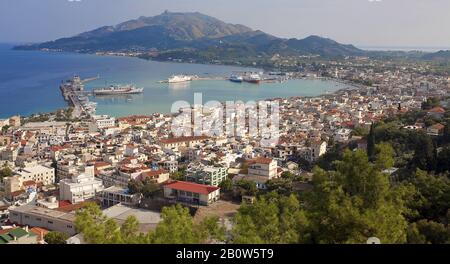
[
  {"left": 163, "top": 181, "right": 220, "bottom": 206},
  {"left": 185, "top": 166, "right": 227, "bottom": 187},
  {"left": 59, "top": 169, "right": 104, "bottom": 204}
]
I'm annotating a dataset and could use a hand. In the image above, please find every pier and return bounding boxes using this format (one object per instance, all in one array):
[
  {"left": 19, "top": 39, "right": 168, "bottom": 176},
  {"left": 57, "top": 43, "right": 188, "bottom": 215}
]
[{"left": 60, "top": 75, "right": 99, "bottom": 118}]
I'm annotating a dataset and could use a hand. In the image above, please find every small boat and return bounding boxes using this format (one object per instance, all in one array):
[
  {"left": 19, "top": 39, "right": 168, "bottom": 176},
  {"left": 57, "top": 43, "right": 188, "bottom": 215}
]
[{"left": 229, "top": 75, "right": 244, "bottom": 83}]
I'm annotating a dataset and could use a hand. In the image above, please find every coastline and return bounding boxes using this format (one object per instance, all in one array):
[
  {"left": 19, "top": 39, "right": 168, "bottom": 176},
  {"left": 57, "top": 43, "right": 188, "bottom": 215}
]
[{"left": 3, "top": 47, "right": 365, "bottom": 120}]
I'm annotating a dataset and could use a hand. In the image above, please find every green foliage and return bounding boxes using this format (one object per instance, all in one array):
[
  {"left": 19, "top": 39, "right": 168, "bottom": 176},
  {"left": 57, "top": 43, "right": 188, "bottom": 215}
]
[
  {"left": 75, "top": 203, "right": 224, "bottom": 244},
  {"left": 128, "top": 179, "right": 144, "bottom": 194},
  {"left": 127, "top": 178, "right": 160, "bottom": 198},
  {"left": 1, "top": 125, "right": 10, "bottom": 133},
  {"left": 316, "top": 143, "right": 343, "bottom": 171},
  {"left": 170, "top": 169, "right": 186, "bottom": 181},
  {"left": 375, "top": 142, "right": 395, "bottom": 170},
  {"left": 421, "top": 97, "right": 441, "bottom": 110},
  {"left": 265, "top": 178, "right": 294, "bottom": 196},
  {"left": 219, "top": 178, "right": 233, "bottom": 193},
  {"left": 151, "top": 204, "right": 224, "bottom": 244},
  {"left": 0, "top": 165, "right": 13, "bottom": 181},
  {"left": 44, "top": 231, "right": 69, "bottom": 244},
  {"left": 408, "top": 169, "right": 450, "bottom": 222},
  {"left": 367, "top": 123, "right": 376, "bottom": 161},
  {"left": 303, "top": 149, "right": 408, "bottom": 244},
  {"left": 436, "top": 146, "right": 450, "bottom": 173},
  {"left": 232, "top": 193, "right": 310, "bottom": 244},
  {"left": 411, "top": 133, "right": 436, "bottom": 171},
  {"left": 235, "top": 179, "right": 258, "bottom": 196},
  {"left": 408, "top": 220, "right": 449, "bottom": 244},
  {"left": 352, "top": 126, "right": 369, "bottom": 137}
]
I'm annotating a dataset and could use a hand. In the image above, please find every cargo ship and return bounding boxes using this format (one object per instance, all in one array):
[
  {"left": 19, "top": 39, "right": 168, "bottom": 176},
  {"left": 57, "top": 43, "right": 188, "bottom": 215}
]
[{"left": 93, "top": 84, "right": 144, "bottom": 95}]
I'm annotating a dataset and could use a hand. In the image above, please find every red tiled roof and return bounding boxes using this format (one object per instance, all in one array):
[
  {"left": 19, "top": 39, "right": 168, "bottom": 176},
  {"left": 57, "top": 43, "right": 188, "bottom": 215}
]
[
  {"left": 428, "top": 107, "right": 446, "bottom": 113},
  {"left": 94, "top": 162, "right": 111, "bottom": 168},
  {"left": 22, "top": 180, "right": 36, "bottom": 187},
  {"left": 160, "top": 136, "right": 209, "bottom": 144},
  {"left": 57, "top": 201, "right": 93, "bottom": 213},
  {"left": 140, "top": 169, "right": 169, "bottom": 180},
  {"left": 248, "top": 157, "right": 273, "bottom": 165},
  {"left": 164, "top": 181, "right": 219, "bottom": 195},
  {"left": 58, "top": 200, "right": 72, "bottom": 208},
  {"left": 429, "top": 123, "right": 445, "bottom": 130},
  {"left": 30, "top": 227, "right": 49, "bottom": 237}
]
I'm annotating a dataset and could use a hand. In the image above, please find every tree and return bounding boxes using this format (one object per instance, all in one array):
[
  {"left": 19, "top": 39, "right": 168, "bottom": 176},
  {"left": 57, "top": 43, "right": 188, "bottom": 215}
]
[
  {"left": 375, "top": 142, "right": 395, "bottom": 170},
  {"left": 1, "top": 125, "right": 10, "bottom": 133},
  {"left": 0, "top": 165, "right": 12, "bottom": 181},
  {"left": 304, "top": 149, "right": 408, "bottom": 244},
  {"left": 436, "top": 146, "right": 450, "bottom": 173},
  {"left": 367, "top": 123, "right": 376, "bottom": 161},
  {"left": 170, "top": 170, "right": 186, "bottom": 181},
  {"left": 219, "top": 178, "right": 233, "bottom": 193},
  {"left": 235, "top": 179, "right": 258, "bottom": 196},
  {"left": 411, "top": 133, "right": 436, "bottom": 171},
  {"left": 421, "top": 97, "right": 440, "bottom": 110},
  {"left": 232, "top": 193, "right": 310, "bottom": 244},
  {"left": 141, "top": 180, "right": 160, "bottom": 198},
  {"left": 408, "top": 169, "right": 450, "bottom": 222},
  {"left": 151, "top": 204, "right": 198, "bottom": 244},
  {"left": 127, "top": 179, "right": 144, "bottom": 194},
  {"left": 410, "top": 220, "right": 449, "bottom": 244},
  {"left": 120, "top": 215, "right": 140, "bottom": 243},
  {"left": 265, "top": 178, "right": 294, "bottom": 196},
  {"left": 44, "top": 231, "right": 69, "bottom": 244}
]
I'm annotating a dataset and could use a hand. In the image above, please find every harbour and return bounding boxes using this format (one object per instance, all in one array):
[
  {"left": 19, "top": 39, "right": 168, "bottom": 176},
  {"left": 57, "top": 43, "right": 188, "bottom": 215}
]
[{"left": 0, "top": 44, "right": 349, "bottom": 118}]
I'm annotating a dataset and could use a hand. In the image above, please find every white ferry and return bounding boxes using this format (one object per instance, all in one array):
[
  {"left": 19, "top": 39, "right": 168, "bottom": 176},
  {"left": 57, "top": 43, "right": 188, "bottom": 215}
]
[{"left": 167, "top": 75, "right": 195, "bottom": 83}]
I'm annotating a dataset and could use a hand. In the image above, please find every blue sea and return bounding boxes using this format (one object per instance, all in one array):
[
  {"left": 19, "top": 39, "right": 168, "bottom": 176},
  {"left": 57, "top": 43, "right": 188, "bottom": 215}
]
[{"left": 0, "top": 43, "right": 348, "bottom": 118}]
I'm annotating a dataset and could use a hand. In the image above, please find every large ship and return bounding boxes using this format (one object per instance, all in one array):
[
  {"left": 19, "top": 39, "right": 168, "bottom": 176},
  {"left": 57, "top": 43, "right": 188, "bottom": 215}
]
[
  {"left": 243, "top": 73, "right": 262, "bottom": 84},
  {"left": 167, "top": 75, "right": 195, "bottom": 83},
  {"left": 93, "top": 84, "right": 144, "bottom": 95}
]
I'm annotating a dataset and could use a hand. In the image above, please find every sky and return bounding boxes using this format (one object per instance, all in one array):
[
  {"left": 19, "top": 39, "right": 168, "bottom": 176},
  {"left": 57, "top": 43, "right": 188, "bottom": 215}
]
[{"left": 0, "top": 0, "right": 449, "bottom": 49}]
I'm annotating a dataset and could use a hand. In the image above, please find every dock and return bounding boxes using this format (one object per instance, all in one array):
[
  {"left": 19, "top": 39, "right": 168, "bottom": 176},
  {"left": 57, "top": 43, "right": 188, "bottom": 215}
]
[{"left": 60, "top": 75, "right": 99, "bottom": 118}]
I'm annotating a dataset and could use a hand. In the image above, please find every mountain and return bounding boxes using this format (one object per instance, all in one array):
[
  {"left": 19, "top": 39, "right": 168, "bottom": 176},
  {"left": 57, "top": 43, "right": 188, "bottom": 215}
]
[
  {"left": 422, "top": 50, "right": 450, "bottom": 61},
  {"left": 15, "top": 11, "right": 365, "bottom": 59}
]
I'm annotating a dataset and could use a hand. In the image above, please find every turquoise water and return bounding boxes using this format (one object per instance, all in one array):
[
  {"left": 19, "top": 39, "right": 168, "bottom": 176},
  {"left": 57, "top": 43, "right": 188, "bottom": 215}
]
[{"left": 0, "top": 44, "right": 348, "bottom": 118}]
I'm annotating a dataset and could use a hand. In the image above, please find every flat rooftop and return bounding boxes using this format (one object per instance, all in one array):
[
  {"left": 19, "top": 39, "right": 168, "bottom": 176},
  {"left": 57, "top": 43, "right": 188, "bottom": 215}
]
[
  {"left": 9, "top": 204, "right": 76, "bottom": 222},
  {"left": 102, "top": 204, "right": 161, "bottom": 233}
]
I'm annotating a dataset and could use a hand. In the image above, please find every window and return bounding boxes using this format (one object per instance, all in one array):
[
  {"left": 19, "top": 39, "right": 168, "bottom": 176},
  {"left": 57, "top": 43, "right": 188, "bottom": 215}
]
[{"left": 48, "top": 221, "right": 53, "bottom": 224}]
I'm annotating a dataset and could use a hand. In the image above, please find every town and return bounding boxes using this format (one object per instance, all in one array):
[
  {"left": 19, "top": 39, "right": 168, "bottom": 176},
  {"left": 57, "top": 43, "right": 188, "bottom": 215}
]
[{"left": 0, "top": 58, "right": 449, "bottom": 244}]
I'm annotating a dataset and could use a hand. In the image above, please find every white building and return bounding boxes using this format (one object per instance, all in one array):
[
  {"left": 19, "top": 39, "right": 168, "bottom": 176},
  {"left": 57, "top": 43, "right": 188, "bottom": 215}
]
[
  {"left": 248, "top": 157, "right": 278, "bottom": 179},
  {"left": 91, "top": 115, "right": 116, "bottom": 130},
  {"left": 334, "top": 128, "right": 352, "bottom": 143},
  {"left": 59, "top": 167, "right": 104, "bottom": 204},
  {"left": 163, "top": 181, "right": 220, "bottom": 206},
  {"left": 235, "top": 157, "right": 279, "bottom": 190},
  {"left": 98, "top": 186, "right": 142, "bottom": 208},
  {"left": 15, "top": 165, "right": 55, "bottom": 186},
  {"left": 307, "top": 140, "right": 328, "bottom": 162}
]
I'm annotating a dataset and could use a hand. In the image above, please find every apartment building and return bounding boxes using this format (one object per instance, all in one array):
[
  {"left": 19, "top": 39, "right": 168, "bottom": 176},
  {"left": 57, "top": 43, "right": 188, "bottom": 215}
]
[
  {"left": 185, "top": 166, "right": 227, "bottom": 187},
  {"left": 59, "top": 168, "right": 104, "bottom": 204}
]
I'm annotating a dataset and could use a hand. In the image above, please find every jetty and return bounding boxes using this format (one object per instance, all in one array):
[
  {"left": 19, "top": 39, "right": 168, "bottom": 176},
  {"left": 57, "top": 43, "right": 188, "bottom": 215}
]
[{"left": 60, "top": 75, "right": 99, "bottom": 118}]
